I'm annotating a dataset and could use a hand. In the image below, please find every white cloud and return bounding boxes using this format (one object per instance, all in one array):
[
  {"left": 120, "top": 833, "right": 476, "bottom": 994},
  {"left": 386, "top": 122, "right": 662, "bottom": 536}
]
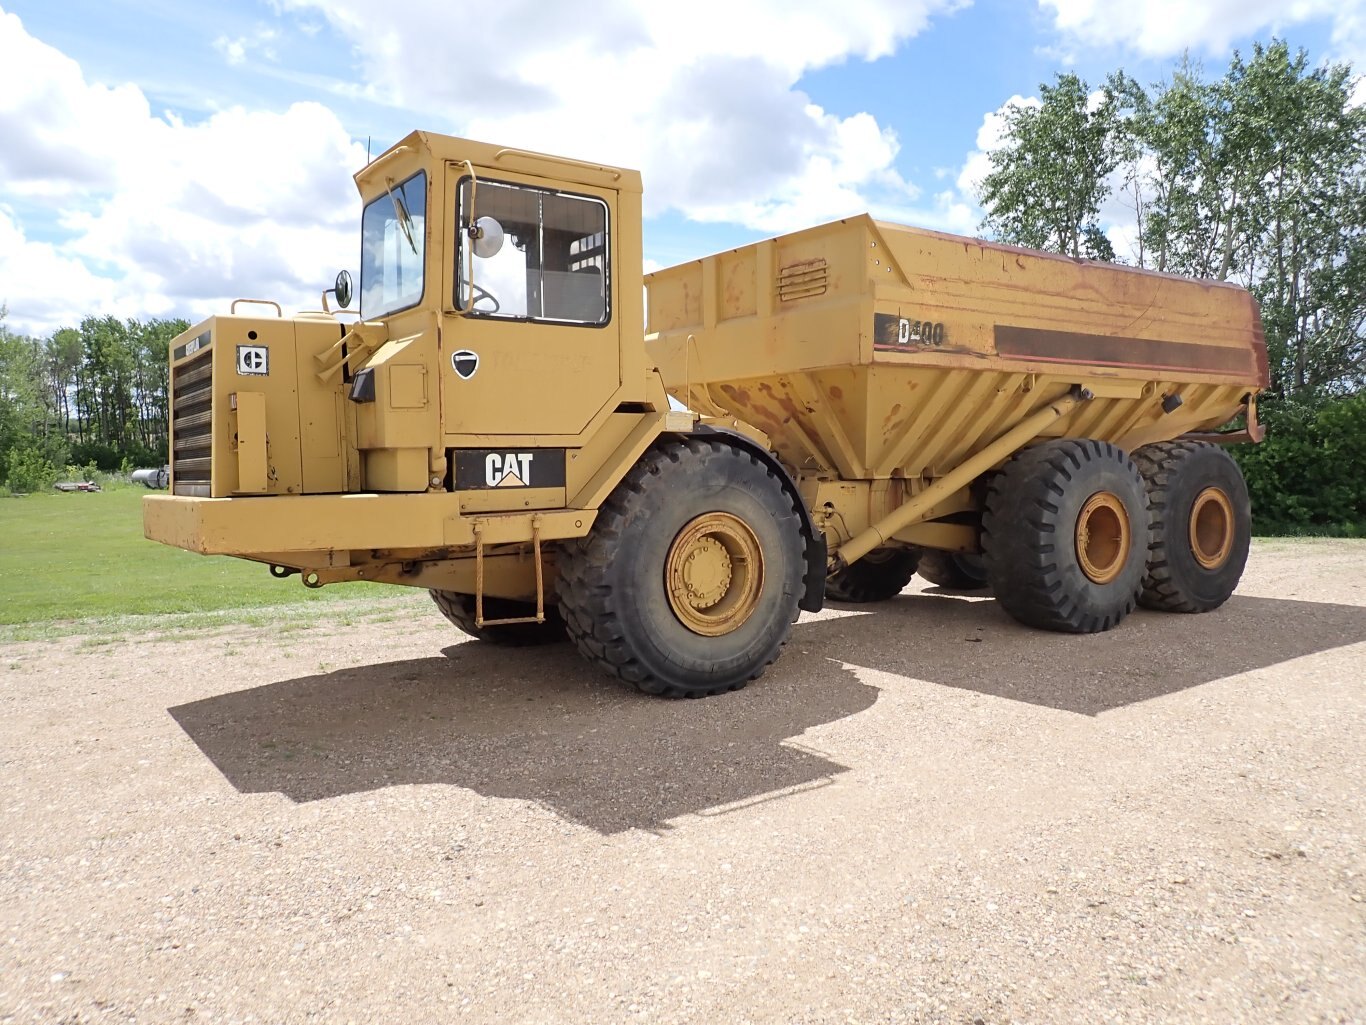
[
  {"left": 0, "top": 10, "right": 155, "bottom": 200},
  {"left": 275, "top": 0, "right": 966, "bottom": 232},
  {"left": 0, "top": 10, "right": 366, "bottom": 336},
  {"left": 213, "top": 27, "right": 279, "bottom": 67},
  {"left": 1334, "top": 9, "right": 1366, "bottom": 102},
  {"left": 1038, "top": 0, "right": 1360, "bottom": 58},
  {"left": 956, "top": 94, "right": 1040, "bottom": 198},
  {"left": 0, "top": 207, "right": 124, "bottom": 330}
]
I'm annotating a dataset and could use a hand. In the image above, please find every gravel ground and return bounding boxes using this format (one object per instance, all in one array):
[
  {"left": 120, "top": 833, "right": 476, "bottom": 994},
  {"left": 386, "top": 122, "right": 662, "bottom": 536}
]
[{"left": 3, "top": 539, "right": 1364, "bottom": 1025}]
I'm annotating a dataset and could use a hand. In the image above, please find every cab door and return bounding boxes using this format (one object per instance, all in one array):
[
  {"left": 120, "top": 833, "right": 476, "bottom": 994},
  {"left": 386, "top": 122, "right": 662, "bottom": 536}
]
[{"left": 440, "top": 164, "right": 620, "bottom": 440}]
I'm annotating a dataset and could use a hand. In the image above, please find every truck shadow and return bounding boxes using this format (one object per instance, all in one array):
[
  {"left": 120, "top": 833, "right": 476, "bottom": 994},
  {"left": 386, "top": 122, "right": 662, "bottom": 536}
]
[
  {"left": 169, "top": 643, "right": 877, "bottom": 833},
  {"left": 169, "top": 591, "right": 1365, "bottom": 832},
  {"left": 816, "top": 590, "right": 1366, "bottom": 716}
]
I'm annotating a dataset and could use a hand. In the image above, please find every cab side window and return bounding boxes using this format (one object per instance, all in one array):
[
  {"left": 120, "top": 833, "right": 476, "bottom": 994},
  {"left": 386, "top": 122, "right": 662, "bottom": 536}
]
[{"left": 457, "top": 179, "right": 610, "bottom": 326}]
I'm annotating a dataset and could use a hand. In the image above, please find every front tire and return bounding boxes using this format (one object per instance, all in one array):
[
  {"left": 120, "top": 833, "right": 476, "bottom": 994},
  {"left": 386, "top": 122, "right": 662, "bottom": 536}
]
[
  {"left": 983, "top": 439, "right": 1147, "bottom": 633},
  {"left": 556, "top": 438, "right": 807, "bottom": 697},
  {"left": 1132, "top": 441, "right": 1251, "bottom": 612}
]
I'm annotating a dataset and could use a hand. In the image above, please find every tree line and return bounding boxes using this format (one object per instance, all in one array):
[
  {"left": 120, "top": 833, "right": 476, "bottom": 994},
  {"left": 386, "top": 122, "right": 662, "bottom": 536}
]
[
  {"left": 0, "top": 310, "right": 186, "bottom": 491},
  {"left": 978, "top": 40, "right": 1365, "bottom": 534}
]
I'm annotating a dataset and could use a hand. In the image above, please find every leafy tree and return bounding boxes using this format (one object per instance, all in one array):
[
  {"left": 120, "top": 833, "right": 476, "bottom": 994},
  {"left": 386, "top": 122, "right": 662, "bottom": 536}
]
[
  {"left": 3, "top": 444, "right": 60, "bottom": 493},
  {"left": 0, "top": 309, "right": 46, "bottom": 475},
  {"left": 1233, "top": 393, "right": 1366, "bottom": 535},
  {"left": 977, "top": 73, "right": 1135, "bottom": 260},
  {"left": 44, "top": 328, "right": 81, "bottom": 438},
  {"left": 132, "top": 318, "right": 182, "bottom": 451},
  {"left": 1, "top": 308, "right": 187, "bottom": 487},
  {"left": 1128, "top": 58, "right": 1224, "bottom": 276}
]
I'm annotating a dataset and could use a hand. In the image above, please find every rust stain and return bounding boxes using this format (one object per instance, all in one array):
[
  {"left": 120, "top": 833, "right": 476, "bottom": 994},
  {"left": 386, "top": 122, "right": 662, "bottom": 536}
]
[
  {"left": 731, "top": 383, "right": 783, "bottom": 426},
  {"left": 769, "top": 390, "right": 810, "bottom": 427},
  {"left": 829, "top": 385, "right": 843, "bottom": 400},
  {"left": 750, "top": 408, "right": 785, "bottom": 429}
]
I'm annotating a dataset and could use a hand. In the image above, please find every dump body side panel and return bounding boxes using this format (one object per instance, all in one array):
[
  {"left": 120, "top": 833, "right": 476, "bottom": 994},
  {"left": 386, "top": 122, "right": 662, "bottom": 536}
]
[
  {"left": 645, "top": 216, "right": 1267, "bottom": 486},
  {"left": 866, "top": 221, "right": 1266, "bottom": 388}
]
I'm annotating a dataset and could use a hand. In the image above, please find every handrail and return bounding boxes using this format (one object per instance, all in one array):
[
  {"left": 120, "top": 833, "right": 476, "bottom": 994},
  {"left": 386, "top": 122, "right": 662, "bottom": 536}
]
[
  {"left": 455, "top": 160, "right": 478, "bottom": 315},
  {"left": 229, "top": 299, "right": 283, "bottom": 317},
  {"left": 363, "top": 144, "right": 413, "bottom": 174},
  {"left": 493, "top": 147, "right": 623, "bottom": 181}
]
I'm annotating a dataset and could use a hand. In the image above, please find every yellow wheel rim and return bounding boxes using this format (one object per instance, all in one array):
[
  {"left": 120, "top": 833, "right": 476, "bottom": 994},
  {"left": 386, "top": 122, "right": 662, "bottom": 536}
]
[
  {"left": 1076, "top": 491, "right": 1131, "bottom": 585},
  {"left": 1189, "top": 487, "right": 1235, "bottom": 570},
  {"left": 665, "top": 512, "right": 764, "bottom": 637}
]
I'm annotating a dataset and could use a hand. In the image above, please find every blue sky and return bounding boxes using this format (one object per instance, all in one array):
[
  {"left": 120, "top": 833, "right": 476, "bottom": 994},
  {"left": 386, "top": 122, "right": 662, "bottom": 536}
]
[{"left": 0, "top": 0, "right": 1360, "bottom": 334}]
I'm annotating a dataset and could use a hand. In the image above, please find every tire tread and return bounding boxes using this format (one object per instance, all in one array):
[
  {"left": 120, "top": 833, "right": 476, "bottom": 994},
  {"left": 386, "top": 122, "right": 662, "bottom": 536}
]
[
  {"left": 1133, "top": 440, "right": 1249, "bottom": 613},
  {"left": 556, "top": 438, "right": 809, "bottom": 697},
  {"left": 982, "top": 439, "right": 1145, "bottom": 633}
]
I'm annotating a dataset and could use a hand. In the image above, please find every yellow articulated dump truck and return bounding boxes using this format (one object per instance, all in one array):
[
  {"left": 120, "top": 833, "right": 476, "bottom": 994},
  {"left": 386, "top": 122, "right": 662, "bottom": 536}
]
[{"left": 144, "top": 131, "right": 1269, "bottom": 697}]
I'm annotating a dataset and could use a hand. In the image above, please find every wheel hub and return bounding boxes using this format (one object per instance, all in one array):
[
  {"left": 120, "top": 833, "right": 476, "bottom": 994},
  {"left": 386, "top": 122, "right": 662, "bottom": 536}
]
[
  {"left": 1189, "top": 486, "right": 1234, "bottom": 569},
  {"left": 680, "top": 536, "right": 732, "bottom": 608},
  {"left": 1076, "top": 491, "right": 1131, "bottom": 585},
  {"left": 665, "top": 513, "right": 764, "bottom": 637}
]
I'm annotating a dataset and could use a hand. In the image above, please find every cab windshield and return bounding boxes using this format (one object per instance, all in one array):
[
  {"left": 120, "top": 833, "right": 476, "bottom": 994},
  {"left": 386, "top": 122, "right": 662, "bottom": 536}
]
[{"left": 360, "top": 171, "right": 427, "bottom": 318}]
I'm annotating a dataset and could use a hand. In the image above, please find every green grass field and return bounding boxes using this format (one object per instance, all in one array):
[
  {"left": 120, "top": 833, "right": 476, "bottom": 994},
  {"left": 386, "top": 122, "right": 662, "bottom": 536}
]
[{"left": 1, "top": 487, "right": 417, "bottom": 638}]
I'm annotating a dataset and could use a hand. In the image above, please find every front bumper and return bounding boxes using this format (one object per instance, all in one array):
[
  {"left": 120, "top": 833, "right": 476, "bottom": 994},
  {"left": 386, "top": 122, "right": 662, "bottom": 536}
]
[{"left": 143, "top": 493, "right": 594, "bottom": 557}]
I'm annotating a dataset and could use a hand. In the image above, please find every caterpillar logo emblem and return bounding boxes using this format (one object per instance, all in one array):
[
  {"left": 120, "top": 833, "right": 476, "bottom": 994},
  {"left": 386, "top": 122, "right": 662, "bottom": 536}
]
[
  {"left": 237, "top": 345, "right": 269, "bottom": 376},
  {"left": 486, "top": 452, "right": 532, "bottom": 488},
  {"left": 453, "top": 449, "right": 567, "bottom": 491}
]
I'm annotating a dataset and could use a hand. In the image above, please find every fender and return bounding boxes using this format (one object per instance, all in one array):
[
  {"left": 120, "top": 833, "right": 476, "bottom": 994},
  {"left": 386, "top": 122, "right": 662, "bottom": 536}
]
[{"left": 686, "top": 424, "right": 826, "bottom": 613}]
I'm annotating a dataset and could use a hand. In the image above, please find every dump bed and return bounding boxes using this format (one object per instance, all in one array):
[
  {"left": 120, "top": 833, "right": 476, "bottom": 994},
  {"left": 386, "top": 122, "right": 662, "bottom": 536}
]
[{"left": 645, "top": 216, "right": 1267, "bottom": 483}]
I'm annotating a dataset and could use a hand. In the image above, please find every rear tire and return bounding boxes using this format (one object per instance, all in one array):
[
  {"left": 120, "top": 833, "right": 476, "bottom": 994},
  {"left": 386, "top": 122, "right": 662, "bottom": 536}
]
[
  {"left": 825, "top": 548, "right": 920, "bottom": 602},
  {"left": 982, "top": 439, "right": 1147, "bottom": 633},
  {"left": 916, "top": 550, "right": 989, "bottom": 591},
  {"left": 556, "top": 438, "right": 807, "bottom": 698},
  {"left": 429, "top": 590, "right": 566, "bottom": 645},
  {"left": 1132, "top": 440, "right": 1251, "bottom": 612}
]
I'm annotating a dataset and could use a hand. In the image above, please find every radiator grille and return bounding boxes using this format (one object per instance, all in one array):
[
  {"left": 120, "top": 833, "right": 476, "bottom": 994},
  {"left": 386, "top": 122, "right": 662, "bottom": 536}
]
[
  {"left": 778, "top": 258, "right": 828, "bottom": 302},
  {"left": 171, "top": 346, "right": 213, "bottom": 497}
]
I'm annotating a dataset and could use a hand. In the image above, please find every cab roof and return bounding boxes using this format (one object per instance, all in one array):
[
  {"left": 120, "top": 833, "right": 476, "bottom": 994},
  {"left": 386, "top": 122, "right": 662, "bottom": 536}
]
[{"left": 354, "top": 131, "right": 643, "bottom": 196}]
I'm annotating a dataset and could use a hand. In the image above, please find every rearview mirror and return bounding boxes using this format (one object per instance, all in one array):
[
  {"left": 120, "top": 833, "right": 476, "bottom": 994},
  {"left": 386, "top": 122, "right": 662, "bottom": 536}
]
[
  {"left": 333, "top": 269, "right": 353, "bottom": 309},
  {"left": 472, "top": 216, "right": 505, "bottom": 259}
]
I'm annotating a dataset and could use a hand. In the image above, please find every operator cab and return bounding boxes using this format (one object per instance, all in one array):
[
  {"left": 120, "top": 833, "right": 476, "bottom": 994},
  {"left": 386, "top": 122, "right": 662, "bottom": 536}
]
[{"left": 347, "top": 132, "right": 647, "bottom": 475}]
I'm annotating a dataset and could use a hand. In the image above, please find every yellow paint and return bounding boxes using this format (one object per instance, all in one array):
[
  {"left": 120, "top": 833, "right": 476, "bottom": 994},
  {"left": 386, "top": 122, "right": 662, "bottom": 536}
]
[
  {"left": 147, "top": 133, "right": 1268, "bottom": 601},
  {"left": 645, "top": 216, "right": 1262, "bottom": 485},
  {"left": 230, "top": 391, "right": 268, "bottom": 494}
]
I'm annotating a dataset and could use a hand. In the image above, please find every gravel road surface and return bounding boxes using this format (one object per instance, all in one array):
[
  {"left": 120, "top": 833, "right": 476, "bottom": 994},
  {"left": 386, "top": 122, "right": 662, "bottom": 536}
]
[{"left": 3, "top": 540, "right": 1364, "bottom": 1024}]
